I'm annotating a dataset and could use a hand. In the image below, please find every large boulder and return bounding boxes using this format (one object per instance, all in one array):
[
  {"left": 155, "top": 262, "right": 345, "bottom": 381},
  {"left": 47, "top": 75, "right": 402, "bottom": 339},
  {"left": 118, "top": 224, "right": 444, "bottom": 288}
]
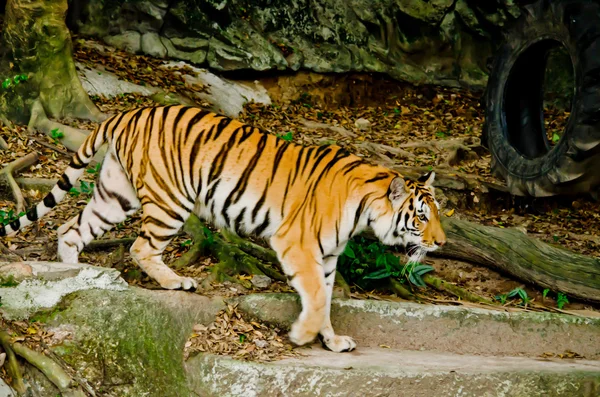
[{"left": 69, "top": 0, "right": 523, "bottom": 90}]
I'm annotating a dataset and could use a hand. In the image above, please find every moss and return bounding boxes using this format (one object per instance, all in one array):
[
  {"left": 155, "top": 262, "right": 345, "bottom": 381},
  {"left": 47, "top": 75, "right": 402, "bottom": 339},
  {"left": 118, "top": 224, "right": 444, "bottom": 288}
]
[{"left": 46, "top": 289, "right": 203, "bottom": 396}]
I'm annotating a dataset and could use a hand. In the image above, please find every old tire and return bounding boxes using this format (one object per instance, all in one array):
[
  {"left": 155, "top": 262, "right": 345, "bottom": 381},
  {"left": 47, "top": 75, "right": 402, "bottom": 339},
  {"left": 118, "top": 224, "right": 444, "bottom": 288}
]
[{"left": 484, "top": 0, "right": 600, "bottom": 196}]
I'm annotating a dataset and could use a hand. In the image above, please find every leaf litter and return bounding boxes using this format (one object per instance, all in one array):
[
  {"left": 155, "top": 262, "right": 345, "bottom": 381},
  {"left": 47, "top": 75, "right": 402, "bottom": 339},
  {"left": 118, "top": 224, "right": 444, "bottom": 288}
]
[{"left": 1, "top": 37, "right": 599, "bottom": 348}]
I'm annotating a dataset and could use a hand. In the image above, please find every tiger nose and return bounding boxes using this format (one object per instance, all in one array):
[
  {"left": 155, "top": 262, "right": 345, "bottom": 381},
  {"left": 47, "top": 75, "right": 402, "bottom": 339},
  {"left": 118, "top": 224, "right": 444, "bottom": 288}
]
[{"left": 435, "top": 239, "right": 446, "bottom": 247}]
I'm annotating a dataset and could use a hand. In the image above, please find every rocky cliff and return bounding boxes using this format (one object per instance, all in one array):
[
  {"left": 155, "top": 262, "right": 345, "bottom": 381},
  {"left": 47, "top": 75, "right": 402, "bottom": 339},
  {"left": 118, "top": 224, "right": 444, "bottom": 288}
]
[{"left": 68, "top": 0, "right": 522, "bottom": 90}]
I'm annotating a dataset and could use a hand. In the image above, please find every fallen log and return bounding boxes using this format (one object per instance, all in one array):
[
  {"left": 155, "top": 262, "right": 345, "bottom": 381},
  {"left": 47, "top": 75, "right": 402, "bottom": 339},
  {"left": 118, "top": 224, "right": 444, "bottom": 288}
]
[{"left": 438, "top": 217, "right": 600, "bottom": 304}]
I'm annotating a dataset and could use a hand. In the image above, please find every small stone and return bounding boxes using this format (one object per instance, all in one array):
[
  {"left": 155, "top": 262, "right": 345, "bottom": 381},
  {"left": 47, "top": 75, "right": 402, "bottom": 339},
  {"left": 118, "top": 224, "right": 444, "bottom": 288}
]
[
  {"left": 251, "top": 275, "right": 272, "bottom": 289},
  {"left": 141, "top": 32, "right": 167, "bottom": 58},
  {"left": 104, "top": 31, "right": 142, "bottom": 53},
  {"left": 354, "top": 118, "right": 371, "bottom": 131},
  {"left": 255, "top": 339, "right": 269, "bottom": 348}
]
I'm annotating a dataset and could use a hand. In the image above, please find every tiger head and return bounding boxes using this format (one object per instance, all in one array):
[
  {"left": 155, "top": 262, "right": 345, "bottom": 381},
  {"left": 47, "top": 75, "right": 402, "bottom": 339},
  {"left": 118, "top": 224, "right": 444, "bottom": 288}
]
[{"left": 369, "top": 171, "right": 446, "bottom": 262}]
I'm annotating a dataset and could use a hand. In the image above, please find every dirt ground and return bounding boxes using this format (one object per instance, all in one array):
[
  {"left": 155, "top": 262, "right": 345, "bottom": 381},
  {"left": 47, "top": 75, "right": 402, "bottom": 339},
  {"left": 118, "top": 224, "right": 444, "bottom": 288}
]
[{"left": 1, "top": 39, "right": 599, "bottom": 315}]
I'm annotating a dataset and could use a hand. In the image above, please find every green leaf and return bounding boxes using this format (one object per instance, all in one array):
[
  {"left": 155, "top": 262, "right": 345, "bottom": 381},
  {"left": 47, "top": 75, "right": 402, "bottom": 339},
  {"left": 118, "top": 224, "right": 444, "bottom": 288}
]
[
  {"left": 343, "top": 245, "right": 356, "bottom": 259},
  {"left": 413, "top": 264, "right": 434, "bottom": 276},
  {"left": 239, "top": 334, "right": 246, "bottom": 343},
  {"left": 507, "top": 287, "right": 522, "bottom": 298},
  {"left": 408, "top": 271, "right": 426, "bottom": 287},
  {"left": 542, "top": 288, "right": 550, "bottom": 299},
  {"left": 552, "top": 133, "right": 560, "bottom": 143},
  {"left": 363, "top": 269, "right": 392, "bottom": 280}
]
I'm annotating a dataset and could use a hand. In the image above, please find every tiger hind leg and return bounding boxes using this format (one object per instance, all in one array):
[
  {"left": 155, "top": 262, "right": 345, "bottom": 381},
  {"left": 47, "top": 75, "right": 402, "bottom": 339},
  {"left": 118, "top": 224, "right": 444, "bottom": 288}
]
[
  {"left": 129, "top": 204, "right": 197, "bottom": 290},
  {"left": 57, "top": 152, "right": 140, "bottom": 263}
]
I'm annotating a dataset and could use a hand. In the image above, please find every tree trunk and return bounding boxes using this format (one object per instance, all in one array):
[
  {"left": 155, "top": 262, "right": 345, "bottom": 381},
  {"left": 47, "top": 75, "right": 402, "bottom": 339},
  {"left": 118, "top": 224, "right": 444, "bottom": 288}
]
[
  {"left": 0, "top": 0, "right": 103, "bottom": 124},
  {"left": 438, "top": 217, "right": 600, "bottom": 303}
]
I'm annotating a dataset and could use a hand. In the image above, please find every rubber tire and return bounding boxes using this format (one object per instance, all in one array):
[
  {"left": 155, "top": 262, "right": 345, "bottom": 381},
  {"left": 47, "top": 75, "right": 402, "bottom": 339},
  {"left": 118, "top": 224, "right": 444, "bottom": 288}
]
[{"left": 484, "top": 0, "right": 600, "bottom": 197}]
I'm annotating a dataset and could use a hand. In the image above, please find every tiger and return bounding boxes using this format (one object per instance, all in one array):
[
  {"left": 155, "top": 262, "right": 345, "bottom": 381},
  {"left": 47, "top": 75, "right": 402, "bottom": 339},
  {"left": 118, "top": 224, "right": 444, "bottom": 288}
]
[{"left": 1, "top": 105, "right": 446, "bottom": 353}]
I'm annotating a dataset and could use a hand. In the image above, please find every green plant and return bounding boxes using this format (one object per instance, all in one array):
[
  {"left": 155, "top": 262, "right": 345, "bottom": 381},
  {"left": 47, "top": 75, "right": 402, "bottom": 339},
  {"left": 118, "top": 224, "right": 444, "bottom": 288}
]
[
  {"left": 277, "top": 131, "right": 294, "bottom": 141},
  {"left": 0, "top": 275, "right": 18, "bottom": 287},
  {"left": 0, "top": 209, "right": 24, "bottom": 226},
  {"left": 556, "top": 292, "right": 569, "bottom": 309},
  {"left": 86, "top": 164, "right": 102, "bottom": 175},
  {"left": 338, "top": 237, "right": 434, "bottom": 289},
  {"left": 1, "top": 74, "right": 28, "bottom": 91},
  {"left": 495, "top": 287, "right": 531, "bottom": 306},
  {"left": 50, "top": 128, "right": 64, "bottom": 143},
  {"left": 543, "top": 288, "right": 550, "bottom": 299},
  {"left": 69, "top": 181, "right": 95, "bottom": 197}
]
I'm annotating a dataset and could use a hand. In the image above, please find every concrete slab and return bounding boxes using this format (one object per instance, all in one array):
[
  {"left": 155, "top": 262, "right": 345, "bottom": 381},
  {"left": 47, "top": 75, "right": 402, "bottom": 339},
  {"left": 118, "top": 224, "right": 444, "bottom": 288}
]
[
  {"left": 187, "top": 347, "right": 600, "bottom": 397},
  {"left": 232, "top": 293, "right": 600, "bottom": 359}
]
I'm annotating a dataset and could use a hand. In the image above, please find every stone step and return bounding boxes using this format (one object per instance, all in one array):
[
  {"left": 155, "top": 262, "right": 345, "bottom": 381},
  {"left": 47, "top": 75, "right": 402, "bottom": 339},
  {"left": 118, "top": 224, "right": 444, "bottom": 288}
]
[
  {"left": 186, "top": 347, "right": 600, "bottom": 397},
  {"left": 233, "top": 293, "right": 600, "bottom": 359}
]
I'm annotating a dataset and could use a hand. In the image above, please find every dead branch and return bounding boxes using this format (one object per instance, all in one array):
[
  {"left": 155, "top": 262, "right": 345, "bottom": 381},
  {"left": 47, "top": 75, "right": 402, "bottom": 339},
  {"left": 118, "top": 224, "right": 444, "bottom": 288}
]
[
  {"left": 0, "top": 152, "right": 39, "bottom": 213},
  {"left": 84, "top": 237, "right": 137, "bottom": 251},
  {"left": 0, "top": 114, "right": 13, "bottom": 129},
  {"left": 0, "top": 136, "right": 8, "bottom": 150},
  {"left": 15, "top": 177, "right": 57, "bottom": 194},
  {"left": 357, "top": 141, "right": 415, "bottom": 160},
  {"left": 298, "top": 118, "right": 357, "bottom": 138},
  {"left": 396, "top": 136, "right": 480, "bottom": 150},
  {"left": 29, "top": 135, "right": 70, "bottom": 155}
]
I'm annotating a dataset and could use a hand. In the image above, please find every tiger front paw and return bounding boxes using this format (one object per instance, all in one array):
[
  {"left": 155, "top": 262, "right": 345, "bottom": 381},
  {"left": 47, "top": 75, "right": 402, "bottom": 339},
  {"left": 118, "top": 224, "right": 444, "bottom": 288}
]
[{"left": 318, "top": 334, "right": 357, "bottom": 353}]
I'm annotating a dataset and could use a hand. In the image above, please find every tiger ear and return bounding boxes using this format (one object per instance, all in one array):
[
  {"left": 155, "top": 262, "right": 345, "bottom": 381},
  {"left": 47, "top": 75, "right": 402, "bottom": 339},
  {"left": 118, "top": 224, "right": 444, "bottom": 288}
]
[
  {"left": 418, "top": 171, "right": 435, "bottom": 186},
  {"left": 389, "top": 177, "right": 410, "bottom": 206}
]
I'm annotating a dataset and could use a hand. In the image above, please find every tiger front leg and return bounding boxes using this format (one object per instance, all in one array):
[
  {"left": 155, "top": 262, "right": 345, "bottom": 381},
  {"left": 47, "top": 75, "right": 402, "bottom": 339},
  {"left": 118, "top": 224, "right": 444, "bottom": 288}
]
[
  {"left": 270, "top": 239, "right": 326, "bottom": 346},
  {"left": 318, "top": 255, "right": 356, "bottom": 353}
]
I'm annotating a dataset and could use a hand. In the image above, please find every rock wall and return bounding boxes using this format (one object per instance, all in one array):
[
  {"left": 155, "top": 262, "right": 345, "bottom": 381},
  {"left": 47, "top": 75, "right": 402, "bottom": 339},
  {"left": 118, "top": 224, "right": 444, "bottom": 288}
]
[{"left": 68, "top": 0, "right": 523, "bottom": 90}]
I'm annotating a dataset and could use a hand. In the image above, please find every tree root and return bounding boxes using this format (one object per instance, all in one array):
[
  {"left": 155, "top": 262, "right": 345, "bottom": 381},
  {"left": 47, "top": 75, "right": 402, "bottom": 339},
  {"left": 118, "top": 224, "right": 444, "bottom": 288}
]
[
  {"left": 422, "top": 275, "right": 493, "bottom": 304},
  {"left": 28, "top": 99, "right": 106, "bottom": 162},
  {"left": 0, "top": 152, "right": 39, "bottom": 213},
  {"left": 0, "top": 336, "right": 26, "bottom": 394},
  {"left": 29, "top": 135, "right": 70, "bottom": 155},
  {"left": 298, "top": 118, "right": 357, "bottom": 138},
  {"left": 0, "top": 330, "right": 87, "bottom": 396},
  {"left": 388, "top": 278, "right": 417, "bottom": 300}
]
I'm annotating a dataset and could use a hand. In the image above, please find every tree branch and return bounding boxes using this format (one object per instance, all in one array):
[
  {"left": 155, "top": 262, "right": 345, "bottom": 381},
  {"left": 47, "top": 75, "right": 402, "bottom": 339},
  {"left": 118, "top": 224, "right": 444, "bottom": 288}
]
[{"left": 0, "top": 152, "right": 39, "bottom": 213}]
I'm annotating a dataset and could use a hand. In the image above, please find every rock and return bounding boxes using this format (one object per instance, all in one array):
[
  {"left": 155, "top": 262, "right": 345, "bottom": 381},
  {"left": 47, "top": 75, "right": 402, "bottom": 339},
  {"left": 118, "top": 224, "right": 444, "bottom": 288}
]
[
  {"left": 72, "top": 0, "right": 529, "bottom": 89},
  {"left": 0, "top": 378, "right": 15, "bottom": 396},
  {"left": 141, "top": 32, "right": 167, "bottom": 58},
  {"left": 77, "top": 63, "right": 160, "bottom": 98},
  {"left": 251, "top": 275, "right": 272, "bottom": 289},
  {"left": 103, "top": 30, "right": 141, "bottom": 53},
  {"left": 162, "top": 61, "right": 271, "bottom": 117},
  {"left": 354, "top": 118, "right": 371, "bottom": 131},
  {"left": 0, "top": 262, "right": 127, "bottom": 320}
]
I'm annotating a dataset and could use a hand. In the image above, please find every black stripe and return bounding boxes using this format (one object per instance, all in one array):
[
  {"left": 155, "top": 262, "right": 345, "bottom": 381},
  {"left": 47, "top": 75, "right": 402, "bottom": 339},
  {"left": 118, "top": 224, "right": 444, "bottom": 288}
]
[
  {"left": 365, "top": 172, "right": 391, "bottom": 184},
  {"left": 0, "top": 225, "right": 7, "bottom": 236},
  {"left": 229, "top": 134, "right": 268, "bottom": 204},
  {"left": 342, "top": 160, "right": 365, "bottom": 175},
  {"left": 271, "top": 141, "right": 290, "bottom": 177},
  {"left": 212, "top": 117, "right": 232, "bottom": 141},
  {"left": 350, "top": 195, "right": 370, "bottom": 235},
  {"left": 253, "top": 211, "right": 271, "bottom": 236},
  {"left": 145, "top": 216, "right": 178, "bottom": 230},
  {"left": 233, "top": 208, "right": 246, "bottom": 234},
  {"left": 251, "top": 183, "right": 269, "bottom": 223},
  {"left": 309, "top": 147, "right": 332, "bottom": 176},
  {"left": 26, "top": 208, "right": 38, "bottom": 221},
  {"left": 238, "top": 125, "right": 255, "bottom": 144},
  {"left": 69, "top": 153, "right": 87, "bottom": 169},
  {"left": 92, "top": 209, "right": 112, "bottom": 226},
  {"left": 43, "top": 193, "right": 57, "bottom": 208},
  {"left": 324, "top": 270, "right": 335, "bottom": 278},
  {"left": 9, "top": 219, "right": 20, "bottom": 230},
  {"left": 57, "top": 174, "right": 73, "bottom": 191},
  {"left": 148, "top": 161, "right": 194, "bottom": 212}
]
